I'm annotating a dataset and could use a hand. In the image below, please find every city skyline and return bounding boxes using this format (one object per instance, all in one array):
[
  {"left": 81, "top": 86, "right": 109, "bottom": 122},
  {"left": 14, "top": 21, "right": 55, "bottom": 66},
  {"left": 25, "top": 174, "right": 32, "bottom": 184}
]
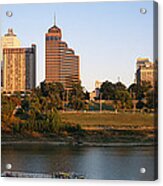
[{"left": 0, "top": 2, "right": 154, "bottom": 91}]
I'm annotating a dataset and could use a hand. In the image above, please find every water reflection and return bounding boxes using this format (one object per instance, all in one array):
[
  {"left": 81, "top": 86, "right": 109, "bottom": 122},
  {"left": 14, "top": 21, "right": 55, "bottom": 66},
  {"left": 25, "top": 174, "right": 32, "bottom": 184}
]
[{"left": 1, "top": 144, "right": 156, "bottom": 180}]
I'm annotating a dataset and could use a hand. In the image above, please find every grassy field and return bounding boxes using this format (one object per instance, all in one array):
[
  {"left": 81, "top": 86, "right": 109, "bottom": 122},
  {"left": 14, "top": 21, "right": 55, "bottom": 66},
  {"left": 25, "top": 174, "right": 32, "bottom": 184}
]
[
  {"left": 61, "top": 112, "right": 156, "bottom": 128},
  {"left": 2, "top": 112, "right": 156, "bottom": 144}
]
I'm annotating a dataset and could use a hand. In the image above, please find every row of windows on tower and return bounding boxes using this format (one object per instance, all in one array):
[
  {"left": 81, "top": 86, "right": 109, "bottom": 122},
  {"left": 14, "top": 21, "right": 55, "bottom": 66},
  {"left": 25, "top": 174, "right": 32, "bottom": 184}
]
[{"left": 46, "top": 36, "right": 61, "bottom": 41}]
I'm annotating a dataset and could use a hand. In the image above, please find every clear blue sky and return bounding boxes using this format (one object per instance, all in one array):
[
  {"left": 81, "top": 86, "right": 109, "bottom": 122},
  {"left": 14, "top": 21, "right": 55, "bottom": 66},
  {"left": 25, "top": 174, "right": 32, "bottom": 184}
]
[{"left": 0, "top": 1, "right": 154, "bottom": 91}]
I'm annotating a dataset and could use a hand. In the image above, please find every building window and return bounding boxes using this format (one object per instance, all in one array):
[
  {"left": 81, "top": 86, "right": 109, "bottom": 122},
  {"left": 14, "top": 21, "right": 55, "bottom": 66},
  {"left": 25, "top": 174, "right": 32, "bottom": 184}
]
[{"left": 46, "top": 36, "right": 60, "bottom": 41}]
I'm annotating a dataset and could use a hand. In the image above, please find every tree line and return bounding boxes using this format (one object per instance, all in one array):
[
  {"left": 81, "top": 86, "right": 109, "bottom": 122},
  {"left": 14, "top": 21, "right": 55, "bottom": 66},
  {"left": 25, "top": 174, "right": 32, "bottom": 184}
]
[
  {"left": 1, "top": 80, "right": 157, "bottom": 136},
  {"left": 1, "top": 81, "right": 85, "bottom": 135},
  {"left": 98, "top": 80, "right": 157, "bottom": 110}
]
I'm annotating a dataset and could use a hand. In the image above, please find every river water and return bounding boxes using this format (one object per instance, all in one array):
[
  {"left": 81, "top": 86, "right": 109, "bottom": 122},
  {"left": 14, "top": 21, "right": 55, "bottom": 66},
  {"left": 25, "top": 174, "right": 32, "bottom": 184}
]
[{"left": 1, "top": 144, "right": 157, "bottom": 180}]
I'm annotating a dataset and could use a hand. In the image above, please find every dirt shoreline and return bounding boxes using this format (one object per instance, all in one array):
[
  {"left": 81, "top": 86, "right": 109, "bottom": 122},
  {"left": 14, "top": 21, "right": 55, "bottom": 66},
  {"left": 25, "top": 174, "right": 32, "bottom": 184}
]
[{"left": 1, "top": 140, "right": 156, "bottom": 147}]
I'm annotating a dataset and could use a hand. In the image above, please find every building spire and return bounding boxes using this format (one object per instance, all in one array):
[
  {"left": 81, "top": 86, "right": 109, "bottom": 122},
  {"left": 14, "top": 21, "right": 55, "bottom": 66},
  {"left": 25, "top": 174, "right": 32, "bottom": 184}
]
[{"left": 54, "top": 12, "right": 56, "bottom": 26}]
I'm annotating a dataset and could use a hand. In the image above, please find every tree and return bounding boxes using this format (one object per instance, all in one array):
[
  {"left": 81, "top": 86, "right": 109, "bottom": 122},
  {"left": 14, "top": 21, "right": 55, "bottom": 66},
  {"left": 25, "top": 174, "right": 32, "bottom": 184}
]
[
  {"left": 128, "top": 82, "right": 152, "bottom": 101},
  {"left": 146, "top": 90, "right": 155, "bottom": 109},
  {"left": 115, "top": 82, "right": 126, "bottom": 91},
  {"left": 125, "top": 99, "right": 134, "bottom": 109},
  {"left": 128, "top": 83, "right": 147, "bottom": 100},
  {"left": 21, "top": 96, "right": 30, "bottom": 112},
  {"left": 69, "top": 81, "right": 85, "bottom": 110},
  {"left": 84, "top": 91, "right": 90, "bottom": 100},
  {"left": 46, "top": 108, "right": 61, "bottom": 133},
  {"left": 1, "top": 94, "right": 23, "bottom": 134},
  {"left": 38, "top": 81, "right": 64, "bottom": 109},
  {"left": 100, "top": 81, "right": 116, "bottom": 100},
  {"left": 136, "top": 100, "right": 145, "bottom": 110},
  {"left": 128, "top": 83, "right": 138, "bottom": 99},
  {"left": 1, "top": 95, "right": 17, "bottom": 125},
  {"left": 115, "top": 90, "right": 131, "bottom": 109},
  {"left": 21, "top": 93, "right": 61, "bottom": 134},
  {"left": 100, "top": 81, "right": 127, "bottom": 100},
  {"left": 137, "top": 81, "right": 152, "bottom": 101}
]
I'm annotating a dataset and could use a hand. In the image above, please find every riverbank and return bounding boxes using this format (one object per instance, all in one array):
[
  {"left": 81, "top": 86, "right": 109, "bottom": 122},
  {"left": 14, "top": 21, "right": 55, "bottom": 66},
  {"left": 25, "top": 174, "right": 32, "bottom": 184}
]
[
  {"left": 2, "top": 112, "right": 157, "bottom": 146},
  {"left": 1, "top": 139, "right": 157, "bottom": 147}
]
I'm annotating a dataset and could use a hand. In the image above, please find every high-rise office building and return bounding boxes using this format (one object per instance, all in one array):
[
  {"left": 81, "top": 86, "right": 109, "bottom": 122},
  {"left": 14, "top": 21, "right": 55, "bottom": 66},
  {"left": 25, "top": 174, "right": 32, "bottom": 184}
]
[
  {"left": 3, "top": 44, "right": 36, "bottom": 93},
  {"left": 45, "top": 19, "right": 80, "bottom": 89},
  {"left": 135, "top": 58, "right": 156, "bottom": 88},
  {"left": 0, "top": 29, "right": 21, "bottom": 87},
  {"left": 0, "top": 28, "right": 21, "bottom": 50}
]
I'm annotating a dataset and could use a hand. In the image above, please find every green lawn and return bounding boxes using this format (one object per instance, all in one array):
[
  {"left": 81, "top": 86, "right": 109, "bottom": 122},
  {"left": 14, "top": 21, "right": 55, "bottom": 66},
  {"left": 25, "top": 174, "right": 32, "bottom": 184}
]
[{"left": 61, "top": 112, "right": 155, "bottom": 127}]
